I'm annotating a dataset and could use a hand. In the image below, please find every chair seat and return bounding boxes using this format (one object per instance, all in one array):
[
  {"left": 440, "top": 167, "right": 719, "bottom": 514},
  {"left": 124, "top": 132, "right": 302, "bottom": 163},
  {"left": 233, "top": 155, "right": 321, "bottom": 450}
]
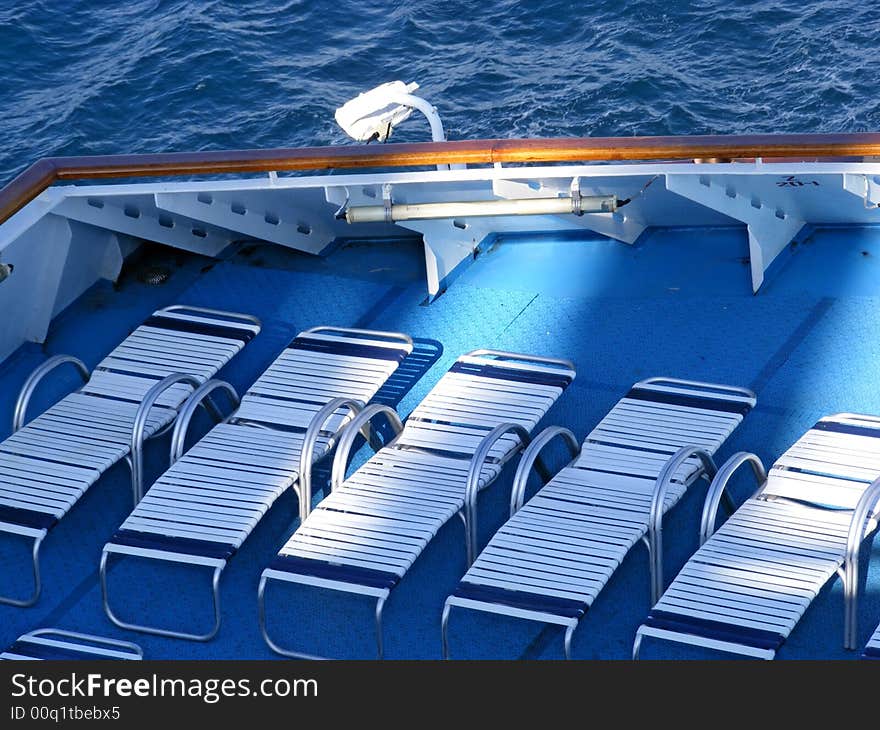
[
  {"left": 639, "top": 412, "right": 880, "bottom": 659},
  {"left": 266, "top": 353, "right": 576, "bottom": 593},
  {"left": 0, "top": 306, "right": 260, "bottom": 532},
  {"left": 449, "top": 378, "right": 755, "bottom": 625}
]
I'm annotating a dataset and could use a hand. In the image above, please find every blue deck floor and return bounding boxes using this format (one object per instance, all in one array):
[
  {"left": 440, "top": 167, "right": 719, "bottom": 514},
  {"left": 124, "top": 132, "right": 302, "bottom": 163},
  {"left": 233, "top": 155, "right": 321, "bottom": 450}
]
[{"left": 2, "top": 223, "right": 880, "bottom": 659}]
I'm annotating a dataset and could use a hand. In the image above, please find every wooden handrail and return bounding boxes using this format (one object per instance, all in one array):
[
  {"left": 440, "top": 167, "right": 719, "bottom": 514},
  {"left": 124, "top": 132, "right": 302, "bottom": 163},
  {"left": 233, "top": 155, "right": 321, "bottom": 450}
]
[{"left": 3, "top": 132, "right": 880, "bottom": 226}]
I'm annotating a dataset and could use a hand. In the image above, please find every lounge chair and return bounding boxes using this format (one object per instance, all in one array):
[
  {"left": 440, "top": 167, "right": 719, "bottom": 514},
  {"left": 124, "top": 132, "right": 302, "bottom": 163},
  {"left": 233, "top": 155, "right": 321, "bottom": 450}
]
[
  {"left": 1, "top": 629, "right": 142, "bottom": 660},
  {"left": 0, "top": 305, "right": 260, "bottom": 607},
  {"left": 441, "top": 377, "right": 756, "bottom": 659},
  {"left": 100, "top": 327, "right": 413, "bottom": 641},
  {"left": 258, "top": 349, "right": 576, "bottom": 659},
  {"left": 634, "top": 412, "right": 880, "bottom": 659}
]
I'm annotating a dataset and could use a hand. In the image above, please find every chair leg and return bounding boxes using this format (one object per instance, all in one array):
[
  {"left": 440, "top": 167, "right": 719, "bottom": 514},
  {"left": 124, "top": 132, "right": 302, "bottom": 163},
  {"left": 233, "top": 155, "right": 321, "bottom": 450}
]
[
  {"left": 441, "top": 600, "right": 453, "bottom": 660},
  {"left": 563, "top": 620, "right": 578, "bottom": 660},
  {"left": 101, "top": 550, "right": 224, "bottom": 641},
  {"left": 375, "top": 595, "right": 387, "bottom": 660},
  {"left": 258, "top": 575, "right": 326, "bottom": 660},
  {"left": 259, "top": 574, "right": 391, "bottom": 659},
  {"left": 0, "top": 532, "right": 45, "bottom": 608},
  {"left": 632, "top": 628, "right": 645, "bottom": 660}
]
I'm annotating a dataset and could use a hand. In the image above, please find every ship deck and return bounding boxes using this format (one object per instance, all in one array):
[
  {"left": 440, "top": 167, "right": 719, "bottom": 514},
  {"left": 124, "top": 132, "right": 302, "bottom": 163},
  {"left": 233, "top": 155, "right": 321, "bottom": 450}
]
[{"left": 2, "top": 223, "right": 880, "bottom": 660}]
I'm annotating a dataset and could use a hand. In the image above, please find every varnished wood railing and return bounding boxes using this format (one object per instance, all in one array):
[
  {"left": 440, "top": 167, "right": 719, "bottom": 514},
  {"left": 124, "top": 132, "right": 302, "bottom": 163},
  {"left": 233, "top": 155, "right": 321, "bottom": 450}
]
[{"left": 2, "top": 133, "right": 880, "bottom": 225}]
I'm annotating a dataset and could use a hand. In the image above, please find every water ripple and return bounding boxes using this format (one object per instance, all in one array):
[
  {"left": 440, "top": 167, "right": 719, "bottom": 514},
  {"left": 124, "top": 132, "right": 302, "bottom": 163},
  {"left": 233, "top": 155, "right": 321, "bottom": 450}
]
[{"left": 1, "top": 0, "right": 879, "bottom": 179}]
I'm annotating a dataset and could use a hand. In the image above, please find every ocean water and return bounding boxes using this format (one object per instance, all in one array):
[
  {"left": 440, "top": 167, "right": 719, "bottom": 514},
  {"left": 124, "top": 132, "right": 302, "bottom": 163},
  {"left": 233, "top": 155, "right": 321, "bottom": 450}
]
[{"left": 1, "top": 0, "right": 879, "bottom": 181}]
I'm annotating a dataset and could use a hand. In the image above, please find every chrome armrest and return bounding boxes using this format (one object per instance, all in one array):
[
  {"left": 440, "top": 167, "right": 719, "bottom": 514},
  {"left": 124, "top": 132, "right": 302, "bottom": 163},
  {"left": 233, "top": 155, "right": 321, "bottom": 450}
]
[
  {"left": 509, "top": 426, "right": 579, "bottom": 517},
  {"left": 463, "top": 422, "right": 533, "bottom": 567},
  {"left": 170, "top": 379, "right": 241, "bottom": 463},
  {"left": 699, "top": 452, "right": 766, "bottom": 546},
  {"left": 843, "top": 478, "right": 880, "bottom": 649},
  {"left": 13, "top": 355, "right": 90, "bottom": 432},
  {"left": 330, "top": 404, "right": 404, "bottom": 494},
  {"left": 648, "top": 446, "right": 718, "bottom": 604},
  {"left": 297, "top": 397, "right": 366, "bottom": 521},
  {"left": 130, "top": 373, "right": 201, "bottom": 504}
]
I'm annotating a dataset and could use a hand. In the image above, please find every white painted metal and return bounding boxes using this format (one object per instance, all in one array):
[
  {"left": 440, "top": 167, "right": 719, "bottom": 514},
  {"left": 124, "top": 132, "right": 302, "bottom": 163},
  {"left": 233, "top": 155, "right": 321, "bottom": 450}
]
[
  {"left": 5, "top": 158, "right": 880, "bottom": 361},
  {"left": 154, "top": 190, "right": 336, "bottom": 255},
  {"left": 843, "top": 173, "right": 880, "bottom": 208},
  {"left": 665, "top": 173, "right": 805, "bottom": 292},
  {"left": 54, "top": 195, "right": 232, "bottom": 256}
]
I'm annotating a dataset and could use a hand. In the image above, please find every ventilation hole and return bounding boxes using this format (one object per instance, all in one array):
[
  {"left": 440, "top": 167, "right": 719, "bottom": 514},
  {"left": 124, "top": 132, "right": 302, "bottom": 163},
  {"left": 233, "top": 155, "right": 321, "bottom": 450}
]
[
  {"left": 264, "top": 212, "right": 279, "bottom": 226},
  {"left": 750, "top": 196, "right": 761, "bottom": 209},
  {"left": 191, "top": 228, "right": 207, "bottom": 238},
  {"left": 123, "top": 204, "right": 140, "bottom": 219},
  {"left": 452, "top": 219, "right": 468, "bottom": 230},
  {"left": 296, "top": 222, "right": 312, "bottom": 235},
  {"left": 86, "top": 198, "right": 104, "bottom": 209},
  {"left": 230, "top": 201, "right": 246, "bottom": 215},
  {"left": 158, "top": 214, "right": 174, "bottom": 229},
  {"left": 699, "top": 175, "right": 711, "bottom": 187},
  {"left": 725, "top": 185, "right": 736, "bottom": 198},
  {"left": 775, "top": 208, "right": 786, "bottom": 220},
  {"left": 362, "top": 187, "right": 377, "bottom": 199},
  {"left": 197, "top": 192, "right": 213, "bottom": 204}
]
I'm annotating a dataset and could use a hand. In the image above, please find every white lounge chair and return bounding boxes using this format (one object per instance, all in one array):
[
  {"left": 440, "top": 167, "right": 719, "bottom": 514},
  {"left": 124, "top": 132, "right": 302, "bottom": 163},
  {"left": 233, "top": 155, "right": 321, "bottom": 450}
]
[
  {"left": 634, "top": 412, "right": 880, "bottom": 659},
  {"left": 100, "top": 327, "right": 413, "bottom": 641},
  {"left": 1, "top": 629, "right": 142, "bottom": 660},
  {"left": 0, "top": 305, "right": 260, "bottom": 607},
  {"left": 442, "top": 378, "right": 756, "bottom": 658},
  {"left": 258, "top": 349, "right": 576, "bottom": 659}
]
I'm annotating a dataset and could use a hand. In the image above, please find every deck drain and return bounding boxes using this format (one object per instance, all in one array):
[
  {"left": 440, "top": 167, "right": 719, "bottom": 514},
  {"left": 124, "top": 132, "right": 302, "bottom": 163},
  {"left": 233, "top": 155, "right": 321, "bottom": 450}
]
[{"left": 137, "top": 265, "right": 171, "bottom": 285}]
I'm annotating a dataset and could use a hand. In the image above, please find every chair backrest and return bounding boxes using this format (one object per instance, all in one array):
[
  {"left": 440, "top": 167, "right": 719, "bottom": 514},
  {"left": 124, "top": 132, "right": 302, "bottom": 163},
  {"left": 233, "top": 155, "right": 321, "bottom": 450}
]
[
  {"left": 397, "top": 351, "right": 576, "bottom": 461},
  {"left": 762, "top": 413, "right": 880, "bottom": 510},
  {"left": 575, "top": 377, "right": 757, "bottom": 482},
  {"left": 233, "top": 327, "right": 413, "bottom": 431},
  {"left": 82, "top": 306, "right": 260, "bottom": 409}
]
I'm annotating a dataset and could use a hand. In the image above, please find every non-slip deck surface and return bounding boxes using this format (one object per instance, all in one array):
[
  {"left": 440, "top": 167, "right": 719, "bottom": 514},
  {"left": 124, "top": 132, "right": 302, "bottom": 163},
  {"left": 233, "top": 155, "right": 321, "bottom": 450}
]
[{"left": 1, "top": 225, "right": 880, "bottom": 659}]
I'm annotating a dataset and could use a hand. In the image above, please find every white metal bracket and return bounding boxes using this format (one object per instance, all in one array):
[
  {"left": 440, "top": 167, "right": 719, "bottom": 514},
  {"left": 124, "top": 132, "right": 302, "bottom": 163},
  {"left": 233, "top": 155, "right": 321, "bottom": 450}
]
[
  {"left": 665, "top": 174, "right": 805, "bottom": 292},
  {"left": 843, "top": 173, "right": 880, "bottom": 208}
]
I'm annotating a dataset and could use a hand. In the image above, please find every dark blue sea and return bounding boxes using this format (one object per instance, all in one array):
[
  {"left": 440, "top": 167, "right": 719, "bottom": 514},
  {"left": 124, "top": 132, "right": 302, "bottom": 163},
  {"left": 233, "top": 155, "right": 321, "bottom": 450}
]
[{"left": 2, "top": 0, "right": 880, "bottom": 181}]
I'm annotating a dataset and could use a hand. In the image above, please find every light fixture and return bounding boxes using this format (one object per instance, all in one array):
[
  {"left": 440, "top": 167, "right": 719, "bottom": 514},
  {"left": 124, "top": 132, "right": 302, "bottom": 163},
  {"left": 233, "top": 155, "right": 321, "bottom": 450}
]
[
  {"left": 335, "top": 81, "right": 446, "bottom": 144},
  {"left": 343, "top": 183, "right": 618, "bottom": 224}
]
